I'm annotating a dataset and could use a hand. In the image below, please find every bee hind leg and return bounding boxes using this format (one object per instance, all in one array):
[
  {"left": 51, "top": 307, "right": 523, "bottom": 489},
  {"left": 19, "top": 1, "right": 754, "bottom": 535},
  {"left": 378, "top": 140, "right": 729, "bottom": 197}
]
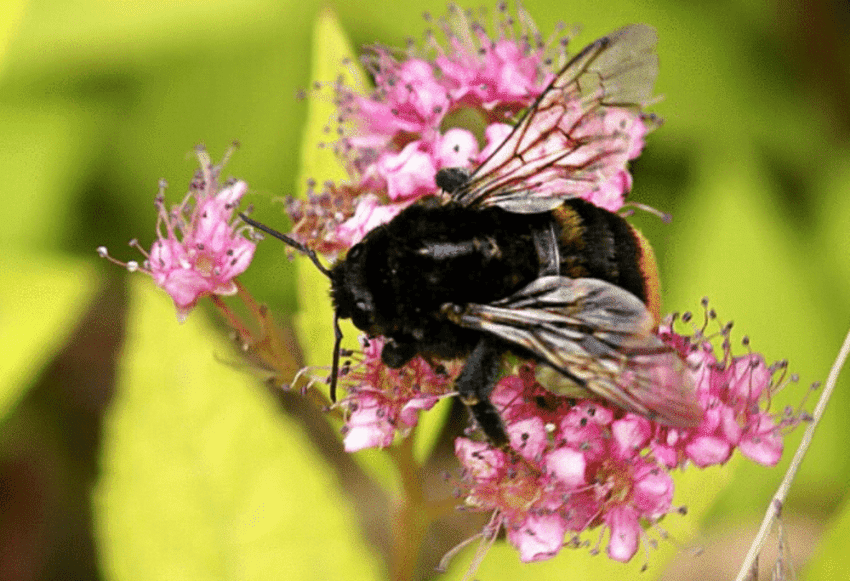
[{"left": 456, "top": 338, "right": 509, "bottom": 447}]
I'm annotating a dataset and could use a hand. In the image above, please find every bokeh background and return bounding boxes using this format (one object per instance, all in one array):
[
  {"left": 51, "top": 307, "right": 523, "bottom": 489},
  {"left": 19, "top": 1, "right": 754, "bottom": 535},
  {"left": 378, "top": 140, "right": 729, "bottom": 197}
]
[{"left": 2, "top": 0, "right": 849, "bottom": 579}]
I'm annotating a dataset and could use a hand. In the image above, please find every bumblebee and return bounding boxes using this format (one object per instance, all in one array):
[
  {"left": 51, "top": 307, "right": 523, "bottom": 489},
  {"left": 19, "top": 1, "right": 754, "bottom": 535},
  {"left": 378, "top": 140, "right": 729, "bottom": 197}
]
[{"left": 242, "top": 24, "right": 702, "bottom": 447}]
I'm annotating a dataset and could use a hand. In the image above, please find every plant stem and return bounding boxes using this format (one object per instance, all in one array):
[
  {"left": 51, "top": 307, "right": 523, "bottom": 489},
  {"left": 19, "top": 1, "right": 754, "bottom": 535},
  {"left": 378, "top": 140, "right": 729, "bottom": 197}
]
[
  {"left": 387, "top": 430, "right": 460, "bottom": 581},
  {"left": 210, "top": 294, "right": 252, "bottom": 339},
  {"left": 389, "top": 433, "right": 428, "bottom": 581},
  {"left": 734, "top": 325, "right": 850, "bottom": 581}
]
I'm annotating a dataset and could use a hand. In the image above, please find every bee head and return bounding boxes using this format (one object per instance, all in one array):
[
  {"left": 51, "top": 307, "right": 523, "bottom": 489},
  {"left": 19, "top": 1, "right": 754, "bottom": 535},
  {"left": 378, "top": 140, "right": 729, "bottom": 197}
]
[
  {"left": 329, "top": 242, "right": 378, "bottom": 334},
  {"left": 238, "top": 213, "right": 346, "bottom": 401}
]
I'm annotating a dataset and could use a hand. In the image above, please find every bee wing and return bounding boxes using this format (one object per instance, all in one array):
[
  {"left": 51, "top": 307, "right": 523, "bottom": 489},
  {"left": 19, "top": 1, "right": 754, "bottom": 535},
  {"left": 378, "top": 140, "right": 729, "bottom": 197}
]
[
  {"left": 446, "top": 276, "right": 702, "bottom": 427},
  {"left": 452, "top": 24, "right": 658, "bottom": 214}
]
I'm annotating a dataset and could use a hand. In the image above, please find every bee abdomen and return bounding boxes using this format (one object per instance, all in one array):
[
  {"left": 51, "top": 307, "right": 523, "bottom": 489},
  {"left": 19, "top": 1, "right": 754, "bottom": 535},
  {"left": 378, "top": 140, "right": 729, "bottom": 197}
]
[{"left": 550, "top": 199, "right": 661, "bottom": 322}]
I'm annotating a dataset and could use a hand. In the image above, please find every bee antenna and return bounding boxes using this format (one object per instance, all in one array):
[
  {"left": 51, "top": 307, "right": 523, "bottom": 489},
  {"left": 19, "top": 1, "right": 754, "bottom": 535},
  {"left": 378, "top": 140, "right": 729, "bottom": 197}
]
[
  {"left": 329, "top": 310, "right": 344, "bottom": 402},
  {"left": 239, "top": 213, "right": 332, "bottom": 277}
]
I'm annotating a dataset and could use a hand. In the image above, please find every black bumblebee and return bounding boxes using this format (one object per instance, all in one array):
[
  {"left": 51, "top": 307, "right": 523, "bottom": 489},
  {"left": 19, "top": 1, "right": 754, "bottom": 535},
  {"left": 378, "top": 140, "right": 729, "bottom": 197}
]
[{"left": 242, "top": 24, "right": 702, "bottom": 447}]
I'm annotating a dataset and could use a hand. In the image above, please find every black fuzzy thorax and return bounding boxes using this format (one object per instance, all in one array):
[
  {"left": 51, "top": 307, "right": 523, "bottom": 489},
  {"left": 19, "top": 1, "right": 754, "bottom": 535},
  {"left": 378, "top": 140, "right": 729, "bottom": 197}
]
[{"left": 330, "top": 197, "right": 545, "bottom": 361}]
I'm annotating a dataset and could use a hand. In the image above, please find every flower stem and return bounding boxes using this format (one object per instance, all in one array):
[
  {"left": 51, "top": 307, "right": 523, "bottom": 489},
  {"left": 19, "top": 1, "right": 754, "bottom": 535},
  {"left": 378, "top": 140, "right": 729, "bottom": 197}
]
[
  {"left": 734, "top": 325, "right": 850, "bottom": 581},
  {"left": 387, "top": 430, "right": 459, "bottom": 581},
  {"left": 388, "top": 433, "right": 428, "bottom": 581},
  {"left": 235, "top": 279, "right": 262, "bottom": 316},
  {"left": 212, "top": 281, "right": 303, "bottom": 385},
  {"left": 210, "top": 294, "right": 252, "bottom": 339}
]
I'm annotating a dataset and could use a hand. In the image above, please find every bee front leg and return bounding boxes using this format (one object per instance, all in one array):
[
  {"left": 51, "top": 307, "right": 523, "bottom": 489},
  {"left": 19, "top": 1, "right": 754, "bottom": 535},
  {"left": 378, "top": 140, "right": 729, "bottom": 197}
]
[
  {"left": 456, "top": 337, "right": 509, "bottom": 447},
  {"left": 381, "top": 337, "right": 417, "bottom": 368}
]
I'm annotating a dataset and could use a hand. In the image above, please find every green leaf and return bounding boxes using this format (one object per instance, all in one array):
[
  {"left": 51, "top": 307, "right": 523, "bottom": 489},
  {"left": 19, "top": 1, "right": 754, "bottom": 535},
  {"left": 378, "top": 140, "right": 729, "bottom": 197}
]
[
  {"left": 817, "top": 151, "right": 850, "bottom": 309},
  {"left": 799, "top": 150, "right": 850, "bottom": 503},
  {"left": 0, "top": 100, "right": 108, "bottom": 249},
  {"left": 290, "top": 9, "right": 402, "bottom": 493},
  {"left": 294, "top": 6, "right": 362, "bottom": 368},
  {"left": 95, "top": 278, "right": 381, "bottom": 581},
  {"left": 0, "top": 247, "right": 99, "bottom": 422},
  {"left": 2, "top": 0, "right": 294, "bottom": 81},
  {"left": 296, "top": 6, "right": 361, "bottom": 198},
  {"left": 413, "top": 396, "right": 453, "bottom": 465},
  {"left": 0, "top": 0, "right": 27, "bottom": 76}
]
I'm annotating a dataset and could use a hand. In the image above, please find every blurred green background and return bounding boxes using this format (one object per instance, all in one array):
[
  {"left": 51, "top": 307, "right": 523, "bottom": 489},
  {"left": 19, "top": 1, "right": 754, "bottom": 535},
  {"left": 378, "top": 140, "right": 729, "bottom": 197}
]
[{"left": 1, "top": 0, "right": 849, "bottom": 579}]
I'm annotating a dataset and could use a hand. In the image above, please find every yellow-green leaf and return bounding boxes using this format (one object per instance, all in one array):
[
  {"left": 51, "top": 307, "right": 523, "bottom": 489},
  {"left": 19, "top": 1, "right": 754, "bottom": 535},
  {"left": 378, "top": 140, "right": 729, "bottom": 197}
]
[
  {"left": 296, "top": 6, "right": 361, "bottom": 196},
  {"left": 0, "top": 248, "right": 99, "bottom": 422},
  {"left": 667, "top": 141, "right": 837, "bottom": 515},
  {"left": 290, "top": 9, "right": 400, "bottom": 492},
  {"left": 413, "top": 396, "right": 453, "bottom": 464},
  {"left": 0, "top": 0, "right": 26, "bottom": 78},
  {"left": 294, "top": 6, "right": 362, "bottom": 368},
  {"left": 95, "top": 278, "right": 381, "bottom": 581}
]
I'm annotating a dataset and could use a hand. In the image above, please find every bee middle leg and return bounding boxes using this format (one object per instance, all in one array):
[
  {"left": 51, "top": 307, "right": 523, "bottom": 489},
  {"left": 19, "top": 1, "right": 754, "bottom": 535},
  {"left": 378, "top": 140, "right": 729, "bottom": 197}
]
[{"left": 456, "top": 337, "right": 509, "bottom": 447}]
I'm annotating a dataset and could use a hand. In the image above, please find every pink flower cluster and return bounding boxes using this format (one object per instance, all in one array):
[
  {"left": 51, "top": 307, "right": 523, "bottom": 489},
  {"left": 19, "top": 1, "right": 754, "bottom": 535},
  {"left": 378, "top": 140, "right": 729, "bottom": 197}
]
[
  {"left": 98, "top": 147, "right": 255, "bottom": 321},
  {"left": 654, "top": 325, "right": 786, "bottom": 468},
  {"left": 339, "top": 338, "right": 459, "bottom": 452},
  {"left": 279, "top": 4, "right": 805, "bottom": 569},
  {"left": 97, "top": 5, "right": 809, "bottom": 570},
  {"left": 453, "top": 321, "right": 801, "bottom": 563},
  {"left": 287, "top": 4, "right": 651, "bottom": 255}
]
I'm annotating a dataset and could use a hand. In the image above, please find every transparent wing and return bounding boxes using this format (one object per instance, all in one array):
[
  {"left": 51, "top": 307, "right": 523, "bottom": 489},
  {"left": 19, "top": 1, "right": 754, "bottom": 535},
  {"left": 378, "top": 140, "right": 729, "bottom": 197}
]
[
  {"left": 444, "top": 276, "right": 702, "bottom": 427},
  {"left": 451, "top": 24, "right": 659, "bottom": 214}
]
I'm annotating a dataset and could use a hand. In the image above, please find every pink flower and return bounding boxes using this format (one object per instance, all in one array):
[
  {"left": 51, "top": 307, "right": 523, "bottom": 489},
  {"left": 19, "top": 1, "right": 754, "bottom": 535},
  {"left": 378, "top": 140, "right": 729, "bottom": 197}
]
[
  {"left": 604, "top": 505, "right": 640, "bottom": 562},
  {"left": 476, "top": 123, "right": 514, "bottom": 163},
  {"left": 98, "top": 147, "right": 255, "bottom": 321},
  {"left": 612, "top": 415, "right": 652, "bottom": 458},
  {"left": 650, "top": 324, "right": 796, "bottom": 470},
  {"left": 507, "top": 513, "right": 568, "bottom": 563},
  {"left": 453, "top": 309, "right": 805, "bottom": 565},
  {"left": 377, "top": 142, "right": 438, "bottom": 201},
  {"left": 357, "top": 56, "right": 450, "bottom": 136},
  {"left": 341, "top": 390, "right": 397, "bottom": 452},
  {"left": 435, "top": 128, "right": 479, "bottom": 168},
  {"left": 335, "top": 195, "right": 405, "bottom": 246},
  {"left": 289, "top": 4, "right": 654, "bottom": 248},
  {"left": 544, "top": 447, "right": 586, "bottom": 488},
  {"left": 631, "top": 462, "right": 674, "bottom": 517},
  {"left": 454, "top": 437, "right": 577, "bottom": 563},
  {"left": 455, "top": 438, "right": 505, "bottom": 482},
  {"left": 436, "top": 35, "right": 547, "bottom": 107},
  {"left": 684, "top": 435, "right": 732, "bottom": 468},
  {"left": 507, "top": 417, "right": 549, "bottom": 462},
  {"left": 739, "top": 413, "right": 783, "bottom": 466},
  {"left": 592, "top": 170, "right": 634, "bottom": 212},
  {"left": 338, "top": 338, "right": 456, "bottom": 451}
]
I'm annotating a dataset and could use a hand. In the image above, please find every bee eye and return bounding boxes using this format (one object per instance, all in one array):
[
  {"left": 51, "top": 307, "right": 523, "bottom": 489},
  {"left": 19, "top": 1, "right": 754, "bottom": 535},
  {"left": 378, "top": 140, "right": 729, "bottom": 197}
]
[
  {"left": 352, "top": 315, "right": 369, "bottom": 332},
  {"left": 349, "top": 299, "right": 374, "bottom": 332},
  {"left": 348, "top": 245, "right": 363, "bottom": 260}
]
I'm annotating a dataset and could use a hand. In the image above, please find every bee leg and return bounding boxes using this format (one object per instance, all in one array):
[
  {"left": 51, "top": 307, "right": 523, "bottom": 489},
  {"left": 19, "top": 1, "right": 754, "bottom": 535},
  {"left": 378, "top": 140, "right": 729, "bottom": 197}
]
[
  {"left": 381, "top": 337, "right": 417, "bottom": 368},
  {"left": 456, "top": 338, "right": 508, "bottom": 447}
]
